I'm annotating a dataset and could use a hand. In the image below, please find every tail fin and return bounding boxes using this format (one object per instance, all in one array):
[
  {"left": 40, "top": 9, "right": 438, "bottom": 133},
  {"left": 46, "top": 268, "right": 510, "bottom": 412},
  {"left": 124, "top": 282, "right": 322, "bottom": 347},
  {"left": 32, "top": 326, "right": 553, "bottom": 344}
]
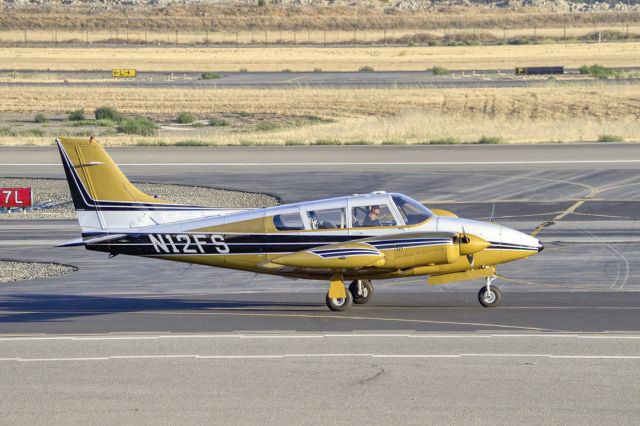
[
  {"left": 57, "top": 137, "right": 242, "bottom": 234},
  {"left": 57, "top": 137, "right": 174, "bottom": 231},
  {"left": 57, "top": 137, "right": 171, "bottom": 208}
]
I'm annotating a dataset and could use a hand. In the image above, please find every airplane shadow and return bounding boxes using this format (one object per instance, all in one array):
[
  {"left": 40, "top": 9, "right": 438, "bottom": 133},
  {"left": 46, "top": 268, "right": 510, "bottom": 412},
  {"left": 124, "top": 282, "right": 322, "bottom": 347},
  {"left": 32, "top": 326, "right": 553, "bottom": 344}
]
[{"left": 0, "top": 293, "right": 323, "bottom": 324}]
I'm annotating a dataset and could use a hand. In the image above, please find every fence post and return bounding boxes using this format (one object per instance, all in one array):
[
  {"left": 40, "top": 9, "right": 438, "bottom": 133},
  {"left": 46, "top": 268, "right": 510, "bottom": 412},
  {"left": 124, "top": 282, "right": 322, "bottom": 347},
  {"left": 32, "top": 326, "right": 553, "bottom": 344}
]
[
  {"left": 323, "top": 30, "right": 326, "bottom": 45},
  {"left": 353, "top": 29, "right": 356, "bottom": 44},
  {"left": 86, "top": 28, "right": 89, "bottom": 45},
  {"left": 145, "top": 31, "right": 148, "bottom": 46},
  {"left": 563, "top": 24, "right": 566, "bottom": 41},
  {"left": 24, "top": 28, "right": 27, "bottom": 43},
  {"left": 503, "top": 28, "right": 506, "bottom": 42},
  {"left": 307, "top": 30, "right": 310, "bottom": 43},
  {"left": 293, "top": 29, "right": 296, "bottom": 45},
  {"left": 236, "top": 31, "right": 239, "bottom": 47}
]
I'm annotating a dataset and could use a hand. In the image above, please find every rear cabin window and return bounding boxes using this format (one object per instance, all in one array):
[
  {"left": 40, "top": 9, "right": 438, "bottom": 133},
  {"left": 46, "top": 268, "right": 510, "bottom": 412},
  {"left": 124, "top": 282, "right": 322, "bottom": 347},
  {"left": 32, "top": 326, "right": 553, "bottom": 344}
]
[
  {"left": 273, "top": 212, "right": 305, "bottom": 231},
  {"left": 307, "top": 208, "right": 347, "bottom": 230},
  {"left": 392, "top": 195, "right": 433, "bottom": 225},
  {"left": 351, "top": 204, "right": 397, "bottom": 227}
]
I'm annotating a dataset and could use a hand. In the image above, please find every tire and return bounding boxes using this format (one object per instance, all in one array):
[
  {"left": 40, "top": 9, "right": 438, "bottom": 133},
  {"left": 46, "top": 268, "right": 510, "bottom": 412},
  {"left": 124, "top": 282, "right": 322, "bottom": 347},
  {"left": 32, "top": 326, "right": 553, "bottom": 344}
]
[
  {"left": 326, "top": 288, "right": 353, "bottom": 312},
  {"left": 349, "top": 280, "right": 374, "bottom": 305},
  {"left": 478, "top": 285, "right": 501, "bottom": 308}
]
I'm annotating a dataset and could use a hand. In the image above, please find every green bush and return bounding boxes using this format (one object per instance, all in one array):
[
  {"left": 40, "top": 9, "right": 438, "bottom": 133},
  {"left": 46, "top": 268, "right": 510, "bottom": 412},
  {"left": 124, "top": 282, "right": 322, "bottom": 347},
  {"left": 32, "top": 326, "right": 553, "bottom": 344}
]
[
  {"left": 313, "top": 68, "right": 322, "bottom": 73},
  {"left": 71, "top": 119, "right": 118, "bottom": 128},
  {"left": 209, "top": 118, "right": 229, "bottom": 127},
  {"left": 358, "top": 65, "right": 374, "bottom": 72},
  {"left": 34, "top": 113, "right": 48, "bottom": 123},
  {"left": 68, "top": 109, "right": 85, "bottom": 121},
  {"left": 94, "top": 106, "right": 124, "bottom": 122},
  {"left": 598, "top": 134, "right": 624, "bottom": 142},
  {"left": 116, "top": 117, "right": 157, "bottom": 136},
  {"left": 177, "top": 112, "right": 196, "bottom": 124},
  {"left": 382, "top": 139, "right": 407, "bottom": 145},
  {"left": 201, "top": 72, "right": 221, "bottom": 80},
  {"left": 431, "top": 66, "right": 450, "bottom": 76},
  {"left": 478, "top": 135, "right": 504, "bottom": 144},
  {"left": 579, "top": 64, "right": 618, "bottom": 79},
  {"left": 239, "top": 68, "right": 248, "bottom": 73},
  {"left": 285, "top": 140, "right": 305, "bottom": 146}
]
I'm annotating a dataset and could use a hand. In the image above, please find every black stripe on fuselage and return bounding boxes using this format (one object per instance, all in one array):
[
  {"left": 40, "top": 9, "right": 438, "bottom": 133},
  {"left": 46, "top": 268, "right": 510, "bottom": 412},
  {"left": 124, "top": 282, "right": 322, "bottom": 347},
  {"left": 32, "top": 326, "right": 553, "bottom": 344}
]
[{"left": 84, "top": 233, "right": 454, "bottom": 256}]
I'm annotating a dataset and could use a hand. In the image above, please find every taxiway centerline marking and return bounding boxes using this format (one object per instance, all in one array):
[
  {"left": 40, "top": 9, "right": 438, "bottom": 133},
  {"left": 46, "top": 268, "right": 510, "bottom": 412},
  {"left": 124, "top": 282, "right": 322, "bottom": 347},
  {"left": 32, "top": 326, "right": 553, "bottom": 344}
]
[{"left": 0, "top": 353, "right": 638, "bottom": 362}]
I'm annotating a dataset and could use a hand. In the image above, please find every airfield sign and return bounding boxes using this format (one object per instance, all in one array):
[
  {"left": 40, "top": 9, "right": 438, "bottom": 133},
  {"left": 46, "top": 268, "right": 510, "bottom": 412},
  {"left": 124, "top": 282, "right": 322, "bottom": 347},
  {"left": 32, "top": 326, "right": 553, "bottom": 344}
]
[{"left": 0, "top": 187, "right": 32, "bottom": 208}]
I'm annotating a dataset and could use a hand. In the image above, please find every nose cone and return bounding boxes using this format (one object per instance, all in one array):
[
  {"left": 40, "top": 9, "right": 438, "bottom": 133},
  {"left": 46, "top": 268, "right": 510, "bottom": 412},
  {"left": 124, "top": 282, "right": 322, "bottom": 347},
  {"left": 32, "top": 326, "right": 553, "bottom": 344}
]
[{"left": 500, "top": 226, "right": 543, "bottom": 257}]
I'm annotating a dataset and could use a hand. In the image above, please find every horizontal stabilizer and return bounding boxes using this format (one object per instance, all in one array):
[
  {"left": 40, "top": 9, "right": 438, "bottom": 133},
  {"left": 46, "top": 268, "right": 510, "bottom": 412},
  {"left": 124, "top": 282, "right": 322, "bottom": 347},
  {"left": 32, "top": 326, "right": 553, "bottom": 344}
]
[{"left": 56, "top": 233, "right": 126, "bottom": 248}]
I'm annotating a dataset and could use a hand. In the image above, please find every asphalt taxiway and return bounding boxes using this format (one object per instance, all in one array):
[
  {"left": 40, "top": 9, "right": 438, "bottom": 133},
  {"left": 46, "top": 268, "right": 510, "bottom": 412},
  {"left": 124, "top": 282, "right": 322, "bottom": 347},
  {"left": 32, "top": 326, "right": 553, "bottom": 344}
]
[
  {"left": 2, "top": 144, "right": 640, "bottom": 423},
  {"left": 2, "top": 69, "right": 639, "bottom": 88}
]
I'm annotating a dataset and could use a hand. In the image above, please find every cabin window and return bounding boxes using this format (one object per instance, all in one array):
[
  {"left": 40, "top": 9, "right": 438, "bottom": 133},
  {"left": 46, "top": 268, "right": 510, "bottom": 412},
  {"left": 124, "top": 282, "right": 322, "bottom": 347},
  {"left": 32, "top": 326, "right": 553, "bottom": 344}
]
[
  {"left": 392, "top": 195, "right": 433, "bottom": 225},
  {"left": 307, "top": 208, "right": 347, "bottom": 230},
  {"left": 351, "top": 204, "right": 397, "bottom": 227},
  {"left": 273, "top": 212, "right": 305, "bottom": 231}
]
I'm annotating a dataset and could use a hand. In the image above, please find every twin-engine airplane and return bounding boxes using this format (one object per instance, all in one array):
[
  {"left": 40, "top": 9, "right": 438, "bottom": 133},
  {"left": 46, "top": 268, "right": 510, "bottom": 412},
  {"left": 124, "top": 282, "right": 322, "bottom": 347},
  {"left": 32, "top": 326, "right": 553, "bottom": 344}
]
[{"left": 56, "top": 137, "right": 543, "bottom": 311}]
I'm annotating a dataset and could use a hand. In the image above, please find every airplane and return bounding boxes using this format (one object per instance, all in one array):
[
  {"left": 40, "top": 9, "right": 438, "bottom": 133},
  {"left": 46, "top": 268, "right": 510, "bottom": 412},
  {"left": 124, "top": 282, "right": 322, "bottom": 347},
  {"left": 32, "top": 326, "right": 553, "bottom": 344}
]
[{"left": 56, "top": 137, "right": 544, "bottom": 311}]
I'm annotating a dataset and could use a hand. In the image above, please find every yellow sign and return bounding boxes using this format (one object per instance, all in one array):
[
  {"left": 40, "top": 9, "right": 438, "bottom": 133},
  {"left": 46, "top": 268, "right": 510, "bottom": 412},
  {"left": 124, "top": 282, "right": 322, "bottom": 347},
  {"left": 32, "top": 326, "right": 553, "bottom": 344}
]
[{"left": 112, "top": 69, "right": 137, "bottom": 78}]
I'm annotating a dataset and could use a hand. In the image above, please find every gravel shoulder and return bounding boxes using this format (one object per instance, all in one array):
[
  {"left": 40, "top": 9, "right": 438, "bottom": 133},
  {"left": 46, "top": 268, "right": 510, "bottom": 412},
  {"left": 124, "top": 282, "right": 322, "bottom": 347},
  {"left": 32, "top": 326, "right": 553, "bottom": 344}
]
[
  {"left": 0, "top": 178, "right": 279, "bottom": 220},
  {"left": 0, "top": 260, "right": 76, "bottom": 284}
]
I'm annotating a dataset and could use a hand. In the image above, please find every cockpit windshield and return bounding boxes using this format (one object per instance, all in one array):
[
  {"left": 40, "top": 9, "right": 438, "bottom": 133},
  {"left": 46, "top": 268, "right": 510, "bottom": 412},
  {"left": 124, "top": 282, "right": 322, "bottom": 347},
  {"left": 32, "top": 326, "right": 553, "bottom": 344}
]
[{"left": 392, "top": 195, "right": 433, "bottom": 225}]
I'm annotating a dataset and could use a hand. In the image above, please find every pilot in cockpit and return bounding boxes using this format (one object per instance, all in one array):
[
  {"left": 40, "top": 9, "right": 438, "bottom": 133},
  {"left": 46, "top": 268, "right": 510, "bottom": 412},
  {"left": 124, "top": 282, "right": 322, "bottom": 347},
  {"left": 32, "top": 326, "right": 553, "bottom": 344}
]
[{"left": 363, "top": 205, "right": 381, "bottom": 227}]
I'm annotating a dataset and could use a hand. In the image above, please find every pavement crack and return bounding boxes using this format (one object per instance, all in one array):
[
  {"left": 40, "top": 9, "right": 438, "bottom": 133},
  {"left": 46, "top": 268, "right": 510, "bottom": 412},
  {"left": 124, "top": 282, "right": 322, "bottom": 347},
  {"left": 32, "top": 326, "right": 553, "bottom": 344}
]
[{"left": 357, "top": 366, "right": 385, "bottom": 386}]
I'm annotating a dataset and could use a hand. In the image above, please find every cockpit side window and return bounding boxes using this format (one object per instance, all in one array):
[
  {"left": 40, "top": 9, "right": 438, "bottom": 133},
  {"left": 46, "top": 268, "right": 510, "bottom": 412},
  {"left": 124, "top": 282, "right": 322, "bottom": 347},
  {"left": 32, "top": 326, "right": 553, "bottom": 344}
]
[
  {"left": 273, "top": 212, "right": 305, "bottom": 231},
  {"left": 307, "top": 208, "right": 347, "bottom": 230},
  {"left": 351, "top": 204, "right": 397, "bottom": 228},
  {"left": 392, "top": 195, "right": 433, "bottom": 225}
]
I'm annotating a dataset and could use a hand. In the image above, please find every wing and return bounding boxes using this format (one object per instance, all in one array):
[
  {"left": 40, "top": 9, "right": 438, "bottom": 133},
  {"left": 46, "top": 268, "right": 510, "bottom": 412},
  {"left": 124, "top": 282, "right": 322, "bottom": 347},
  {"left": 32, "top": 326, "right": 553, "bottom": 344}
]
[
  {"left": 271, "top": 240, "right": 387, "bottom": 269},
  {"left": 269, "top": 232, "right": 469, "bottom": 271}
]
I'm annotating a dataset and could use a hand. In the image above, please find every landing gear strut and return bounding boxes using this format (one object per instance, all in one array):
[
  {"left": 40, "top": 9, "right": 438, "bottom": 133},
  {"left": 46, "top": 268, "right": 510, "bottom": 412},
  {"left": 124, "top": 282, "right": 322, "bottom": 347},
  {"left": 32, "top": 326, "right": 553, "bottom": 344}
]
[
  {"left": 325, "top": 272, "right": 352, "bottom": 312},
  {"left": 349, "top": 280, "right": 374, "bottom": 304},
  {"left": 478, "top": 276, "right": 501, "bottom": 308}
]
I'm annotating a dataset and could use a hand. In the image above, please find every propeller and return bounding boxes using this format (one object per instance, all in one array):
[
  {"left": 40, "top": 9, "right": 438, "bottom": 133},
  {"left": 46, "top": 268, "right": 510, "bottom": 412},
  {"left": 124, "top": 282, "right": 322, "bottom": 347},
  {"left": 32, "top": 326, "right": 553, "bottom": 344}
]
[{"left": 457, "top": 226, "right": 491, "bottom": 267}]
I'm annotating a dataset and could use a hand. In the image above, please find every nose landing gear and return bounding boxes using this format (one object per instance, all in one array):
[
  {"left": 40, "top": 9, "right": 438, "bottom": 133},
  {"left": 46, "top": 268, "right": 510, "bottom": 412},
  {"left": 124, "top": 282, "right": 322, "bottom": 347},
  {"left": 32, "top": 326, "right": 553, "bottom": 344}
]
[{"left": 478, "top": 276, "right": 501, "bottom": 307}]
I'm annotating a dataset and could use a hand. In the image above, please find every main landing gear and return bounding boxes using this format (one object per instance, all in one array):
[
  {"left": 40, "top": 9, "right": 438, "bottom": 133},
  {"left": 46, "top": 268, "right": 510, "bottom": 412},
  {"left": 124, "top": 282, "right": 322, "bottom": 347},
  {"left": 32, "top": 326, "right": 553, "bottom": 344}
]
[
  {"left": 478, "top": 276, "right": 501, "bottom": 308},
  {"left": 349, "top": 280, "right": 374, "bottom": 305},
  {"left": 325, "top": 274, "right": 375, "bottom": 311}
]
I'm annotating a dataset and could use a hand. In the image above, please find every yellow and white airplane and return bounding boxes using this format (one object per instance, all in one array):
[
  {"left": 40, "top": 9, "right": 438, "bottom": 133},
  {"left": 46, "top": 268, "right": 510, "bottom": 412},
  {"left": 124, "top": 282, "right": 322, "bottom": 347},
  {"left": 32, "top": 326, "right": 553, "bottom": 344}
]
[{"left": 56, "top": 137, "right": 543, "bottom": 311}]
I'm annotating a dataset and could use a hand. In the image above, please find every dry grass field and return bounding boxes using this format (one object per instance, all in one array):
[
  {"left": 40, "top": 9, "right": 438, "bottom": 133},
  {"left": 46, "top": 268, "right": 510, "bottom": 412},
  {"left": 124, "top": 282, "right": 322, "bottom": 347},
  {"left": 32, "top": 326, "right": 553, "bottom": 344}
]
[
  {"left": 0, "top": 83, "right": 638, "bottom": 146},
  {"left": 1, "top": 25, "right": 638, "bottom": 46},
  {"left": 2, "top": 43, "right": 640, "bottom": 72}
]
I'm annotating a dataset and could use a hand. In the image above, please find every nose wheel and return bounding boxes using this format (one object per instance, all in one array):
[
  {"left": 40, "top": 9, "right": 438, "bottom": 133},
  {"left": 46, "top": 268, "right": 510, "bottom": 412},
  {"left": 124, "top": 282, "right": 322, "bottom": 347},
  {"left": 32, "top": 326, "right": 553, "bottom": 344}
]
[
  {"left": 349, "top": 279, "right": 374, "bottom": 304},
  {"left": 478, "top": 276, "right": 501, "bottom": 307}
]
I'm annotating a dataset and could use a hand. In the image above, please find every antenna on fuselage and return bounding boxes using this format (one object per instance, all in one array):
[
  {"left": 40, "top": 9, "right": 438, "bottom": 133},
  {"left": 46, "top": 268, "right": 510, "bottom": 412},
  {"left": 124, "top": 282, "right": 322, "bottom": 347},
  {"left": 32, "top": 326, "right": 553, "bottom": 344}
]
[{"left": 489, "top": 202, "right": 496, "bottom": 223}]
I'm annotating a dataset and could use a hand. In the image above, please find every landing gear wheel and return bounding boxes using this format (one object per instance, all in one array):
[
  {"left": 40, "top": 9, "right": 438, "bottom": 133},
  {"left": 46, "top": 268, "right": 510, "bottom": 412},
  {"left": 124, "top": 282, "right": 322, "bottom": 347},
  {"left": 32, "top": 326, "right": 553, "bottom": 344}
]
[
  {"left": 326, "top": 288, "right": 353, "bottom": 312},
  {"left": 478, "top": 285, "right": 501, "bottom": 308},
  {"left": 349, "top": 280, "right": 374, "bottom": 305}
]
